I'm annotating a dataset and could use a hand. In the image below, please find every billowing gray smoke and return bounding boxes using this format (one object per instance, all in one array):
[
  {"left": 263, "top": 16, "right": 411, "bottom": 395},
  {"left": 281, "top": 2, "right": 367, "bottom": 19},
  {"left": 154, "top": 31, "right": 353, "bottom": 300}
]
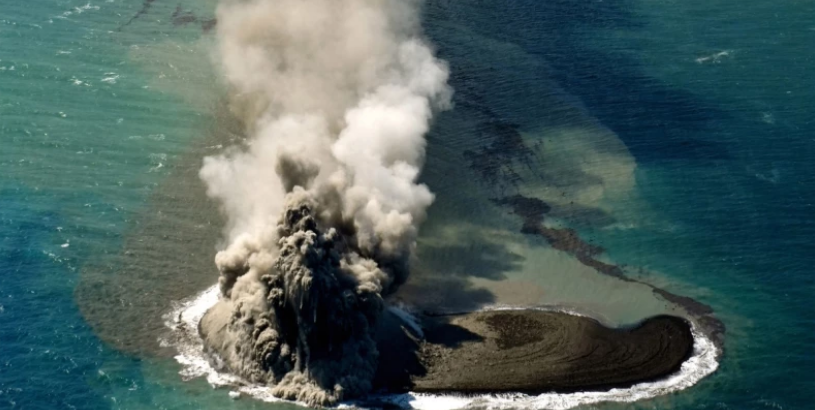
[{"left": 196, "top": 0, "right": 450, "bottom": 405}]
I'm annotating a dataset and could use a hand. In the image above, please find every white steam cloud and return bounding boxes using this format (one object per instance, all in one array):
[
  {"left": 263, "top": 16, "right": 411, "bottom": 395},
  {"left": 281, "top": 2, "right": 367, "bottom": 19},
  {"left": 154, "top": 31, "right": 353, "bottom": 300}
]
[{"left": 196, "top": 0, "right": 450, "bottom": 405}]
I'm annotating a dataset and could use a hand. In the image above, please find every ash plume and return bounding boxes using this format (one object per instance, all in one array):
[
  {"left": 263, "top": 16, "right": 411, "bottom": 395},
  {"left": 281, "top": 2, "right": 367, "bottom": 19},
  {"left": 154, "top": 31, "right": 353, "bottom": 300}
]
[{"left": 197, "top": 0, "right": 450, "bottom": 405}]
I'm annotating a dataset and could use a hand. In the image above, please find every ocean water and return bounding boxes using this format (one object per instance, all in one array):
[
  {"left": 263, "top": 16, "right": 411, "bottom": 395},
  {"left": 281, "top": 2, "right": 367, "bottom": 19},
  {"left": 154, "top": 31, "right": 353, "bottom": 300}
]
[{"left": 1, "top": 1, "right": 812, "bottom": 410}]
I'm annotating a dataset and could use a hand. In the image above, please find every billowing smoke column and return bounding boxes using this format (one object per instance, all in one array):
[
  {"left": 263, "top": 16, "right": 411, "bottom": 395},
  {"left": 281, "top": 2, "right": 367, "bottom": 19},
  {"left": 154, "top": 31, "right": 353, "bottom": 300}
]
[{"left": 196, "top": 0, "right": 450, "bottom": 405}]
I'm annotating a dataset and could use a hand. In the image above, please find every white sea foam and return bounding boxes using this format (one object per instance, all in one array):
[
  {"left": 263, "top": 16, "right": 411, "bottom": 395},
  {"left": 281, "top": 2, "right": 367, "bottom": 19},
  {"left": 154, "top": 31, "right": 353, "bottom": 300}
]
[
  {"left": 57, "top": 3, "right": 100, "bottom": 19},
  {"left": 101, "top": 74, "right": 119, "bottom": 84},
  {"left": 164, "top": 285, "right": 719, "bottom": 410},
  {"left": 695, "top": 50, "right": 734, "bottom": 64}
]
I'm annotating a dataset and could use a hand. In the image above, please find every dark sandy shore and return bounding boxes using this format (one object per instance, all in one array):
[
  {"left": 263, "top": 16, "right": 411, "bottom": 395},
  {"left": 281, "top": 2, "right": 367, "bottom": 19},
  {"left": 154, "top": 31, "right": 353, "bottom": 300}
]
[{"left": 374, "top": 309, "right": 694, "bottom": 394}]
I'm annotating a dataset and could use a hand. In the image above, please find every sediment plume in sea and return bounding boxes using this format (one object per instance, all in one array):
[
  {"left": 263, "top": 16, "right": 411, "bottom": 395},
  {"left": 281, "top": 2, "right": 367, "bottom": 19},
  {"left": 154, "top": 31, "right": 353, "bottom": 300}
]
[{"left": 196, "top": 0, "right": 450, "bottom": 405}]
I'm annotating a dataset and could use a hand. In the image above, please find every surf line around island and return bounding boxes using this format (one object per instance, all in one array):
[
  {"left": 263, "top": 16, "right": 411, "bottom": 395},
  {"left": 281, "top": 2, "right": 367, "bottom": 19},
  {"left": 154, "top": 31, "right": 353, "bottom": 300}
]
[{"left": 161, "top": 285, "right": 720, "bottom": 410}]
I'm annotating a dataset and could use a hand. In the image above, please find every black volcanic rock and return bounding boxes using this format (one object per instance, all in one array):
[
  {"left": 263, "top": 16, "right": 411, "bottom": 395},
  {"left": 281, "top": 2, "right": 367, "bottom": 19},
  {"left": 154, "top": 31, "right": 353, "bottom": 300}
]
[{"left": 376, "top": 310, "right": 694, "bottom": 394}]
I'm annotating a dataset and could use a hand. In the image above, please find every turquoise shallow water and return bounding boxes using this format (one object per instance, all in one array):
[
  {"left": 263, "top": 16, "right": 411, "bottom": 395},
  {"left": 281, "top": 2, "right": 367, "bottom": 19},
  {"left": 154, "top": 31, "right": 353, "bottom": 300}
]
[{"left": 1, "top": 1, "right": 813, "bottom": 409}]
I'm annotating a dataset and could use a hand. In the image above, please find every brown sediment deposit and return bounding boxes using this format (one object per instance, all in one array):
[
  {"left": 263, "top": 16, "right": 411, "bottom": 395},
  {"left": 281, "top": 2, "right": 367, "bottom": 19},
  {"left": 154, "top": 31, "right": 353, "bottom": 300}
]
[
  {"left": 75, "top": 101, "right": 238, "bottom": 358},
  {"left": 492, "top": 194, "right": 725, "bottom": 348},
  {"left": 374, "top": 309, "right": 694, "bottom": 394}
]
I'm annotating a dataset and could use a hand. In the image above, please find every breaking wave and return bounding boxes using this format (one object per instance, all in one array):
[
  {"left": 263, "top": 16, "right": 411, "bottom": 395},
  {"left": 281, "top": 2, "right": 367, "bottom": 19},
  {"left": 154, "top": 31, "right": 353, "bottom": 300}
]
[{"left": 162, "top": 285, "right": 719, "bottom": 410}]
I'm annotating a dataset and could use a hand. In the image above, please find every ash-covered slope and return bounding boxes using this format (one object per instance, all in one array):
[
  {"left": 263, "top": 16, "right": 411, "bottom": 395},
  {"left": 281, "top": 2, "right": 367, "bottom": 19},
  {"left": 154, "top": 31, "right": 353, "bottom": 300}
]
[
  {"left": 200, "top": 190, "right": 386, "bottom": 405},
  {"left": 197, "top": 0, "right": 450, "bottom": 405}
]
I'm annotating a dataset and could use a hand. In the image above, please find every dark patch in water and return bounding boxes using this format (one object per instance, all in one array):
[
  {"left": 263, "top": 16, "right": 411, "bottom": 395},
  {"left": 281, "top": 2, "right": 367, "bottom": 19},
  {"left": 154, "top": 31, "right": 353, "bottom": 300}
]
[
  {"left": 118, "top": 0, "right": 157, "bottom": 31},
  {"left": 426, "top": 0, "right": 731, "bottom": 163},
  {"left": 492, "top": 195, "right": 549, "bottom": 225},
  {"left": 201, "top": 18, "right": 217, "bottom": 33},
  {"left": 422, "top": 0, "right": 725, "bottom": 347},
  {"left": 118, "top": 2, "right": 217, "bottom": 34},
  {"left": 492, "top": 195, "right": 629, "bottom": 281},
  {"left": 417, "top": 234, "right": 525, "bottom": 281},
  {"left": 171, "top": 6, "right": 197, "bottom": 26},
  {"left": 463, "top": 121, "right": 538, "bottom": 193},
  {"left": 394, "top": 274, "right": 497, "bottom": 314},
  {"left": 493, "top": 193, "right": 726, "bottom": 347},
  {"left": 170, "top": 5, "right": 216, "bottom": 33}
]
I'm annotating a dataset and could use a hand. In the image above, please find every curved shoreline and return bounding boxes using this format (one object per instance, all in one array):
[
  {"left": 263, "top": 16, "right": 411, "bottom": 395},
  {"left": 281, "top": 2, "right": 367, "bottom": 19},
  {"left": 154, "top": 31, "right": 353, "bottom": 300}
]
[
  {"left": 374, "top": 310, "right": 694, "bottom": 396},
  {"left": 164, "top": 286, "right": 719, "bottom": 409}
]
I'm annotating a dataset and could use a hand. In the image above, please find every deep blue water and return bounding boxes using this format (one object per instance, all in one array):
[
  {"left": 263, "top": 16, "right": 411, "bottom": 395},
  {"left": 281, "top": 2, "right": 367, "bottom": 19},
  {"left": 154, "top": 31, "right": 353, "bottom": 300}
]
[
  {"left": 425, "top": 2, "right": 814, "bottom": 408},
  {"left": 1, "top": 1, "right": 813, "bottom": 409}
]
